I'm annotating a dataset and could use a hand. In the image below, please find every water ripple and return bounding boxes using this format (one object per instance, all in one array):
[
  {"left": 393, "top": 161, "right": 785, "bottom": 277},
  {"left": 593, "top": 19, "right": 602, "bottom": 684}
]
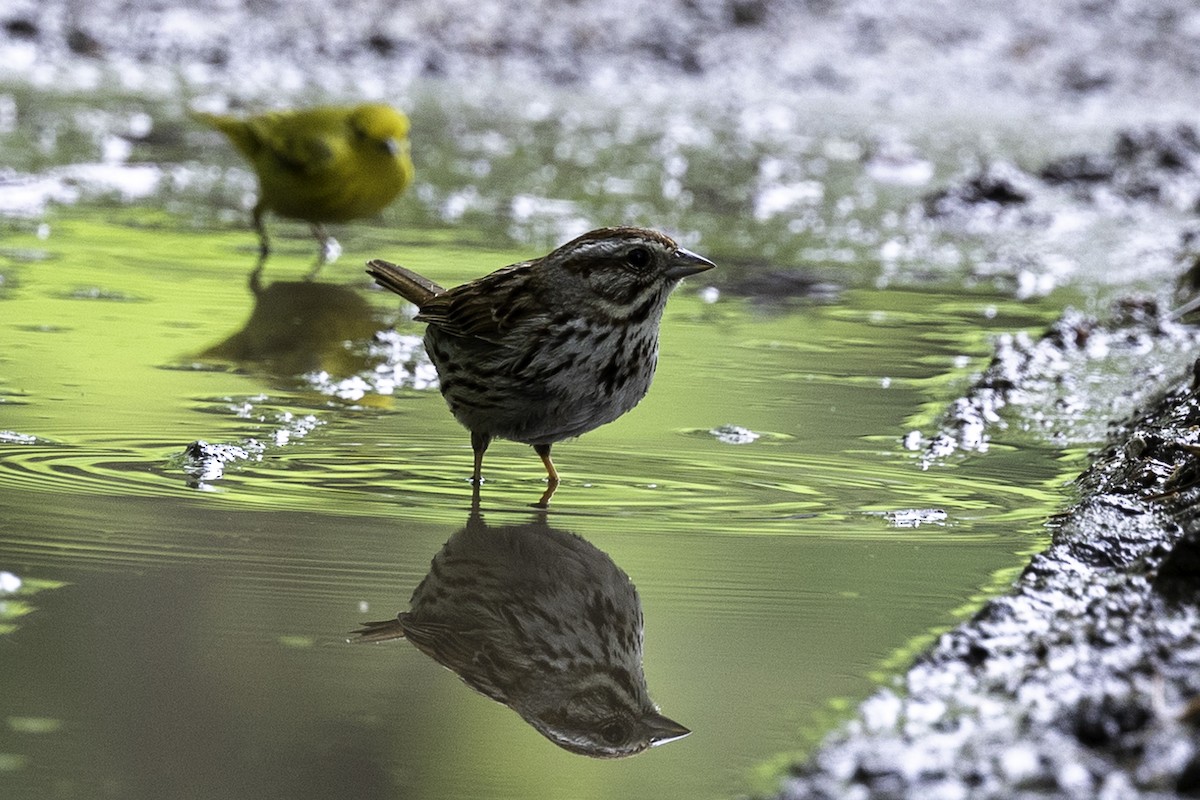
[{"left": 0, "top": 439, "right": 188, "bottom": 499}]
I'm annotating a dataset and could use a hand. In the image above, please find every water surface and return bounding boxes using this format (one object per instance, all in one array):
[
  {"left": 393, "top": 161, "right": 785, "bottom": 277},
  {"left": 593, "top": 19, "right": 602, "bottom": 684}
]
[{"left": 0, "top": 211, "right": 1069, "bottom": 799}]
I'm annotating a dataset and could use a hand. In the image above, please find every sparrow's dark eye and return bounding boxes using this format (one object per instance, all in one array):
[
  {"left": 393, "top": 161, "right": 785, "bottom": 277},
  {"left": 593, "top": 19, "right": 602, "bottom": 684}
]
[
  {"left": 599, "top": 720, "right": 627, "bottom": 745},
  {"left": 624, "top": 247, "right": 651, "bottom": 270}
]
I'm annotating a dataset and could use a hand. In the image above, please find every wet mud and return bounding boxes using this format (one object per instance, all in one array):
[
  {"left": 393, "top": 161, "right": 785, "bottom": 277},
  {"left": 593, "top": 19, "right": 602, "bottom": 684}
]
[{"left": 905, "top": 301, "right": 1200, "bottom": 466}]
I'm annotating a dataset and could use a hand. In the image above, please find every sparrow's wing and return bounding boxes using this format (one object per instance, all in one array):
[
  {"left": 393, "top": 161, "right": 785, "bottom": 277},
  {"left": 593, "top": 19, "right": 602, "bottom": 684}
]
[{"left": 414, "top": 262, "right": 547, "bottom": 345}]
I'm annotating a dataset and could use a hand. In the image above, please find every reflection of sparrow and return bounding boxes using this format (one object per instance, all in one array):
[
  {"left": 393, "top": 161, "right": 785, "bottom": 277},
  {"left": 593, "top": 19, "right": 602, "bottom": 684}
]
[
  {"left": 367, "top": 227, "right": 715, "bottom": 506},
  {"left": 195, "top": 104, "right": 413, "bottom": 279},
  {"left": 352, "top": 513, "right": 690, "bottom": 758}
]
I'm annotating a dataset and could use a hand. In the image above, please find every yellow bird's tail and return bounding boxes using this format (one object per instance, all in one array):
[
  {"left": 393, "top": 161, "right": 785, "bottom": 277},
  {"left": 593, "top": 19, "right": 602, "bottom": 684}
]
[{"left": 191, "top": 110, "right": 260, "bottom": 160}]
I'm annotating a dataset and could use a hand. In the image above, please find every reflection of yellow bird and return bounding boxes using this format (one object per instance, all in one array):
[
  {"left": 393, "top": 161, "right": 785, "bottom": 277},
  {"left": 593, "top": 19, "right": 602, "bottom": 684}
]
[{"left": 195, "top": 103, "right": 414, "bottom": 279}]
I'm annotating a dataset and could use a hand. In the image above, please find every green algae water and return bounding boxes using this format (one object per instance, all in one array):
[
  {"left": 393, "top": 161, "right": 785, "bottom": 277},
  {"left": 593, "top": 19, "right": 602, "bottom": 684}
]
[{"left": 0, "top": 208, "right": 1071, "bottom": 800}]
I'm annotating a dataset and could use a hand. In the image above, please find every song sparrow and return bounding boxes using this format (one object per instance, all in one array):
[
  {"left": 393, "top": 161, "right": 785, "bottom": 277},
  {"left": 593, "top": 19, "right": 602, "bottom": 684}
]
[
  {"left": 351, "top": 512, "right": 690, "bottom": 757},
  {"left": 366, "top": 227, "right": 715, "bottom": 505}
]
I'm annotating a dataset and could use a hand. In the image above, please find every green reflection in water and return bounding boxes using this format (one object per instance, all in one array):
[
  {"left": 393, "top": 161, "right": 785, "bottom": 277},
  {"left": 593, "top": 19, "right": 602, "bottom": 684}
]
[{"left": 0, "top": 209, "right": 1071, "bottom": 799}]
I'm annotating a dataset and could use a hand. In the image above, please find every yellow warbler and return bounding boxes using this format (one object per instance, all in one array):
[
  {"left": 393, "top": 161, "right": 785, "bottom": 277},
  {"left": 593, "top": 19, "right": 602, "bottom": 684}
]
[{"left": 195, "top": 103, "right": 414, "bottom": 279}]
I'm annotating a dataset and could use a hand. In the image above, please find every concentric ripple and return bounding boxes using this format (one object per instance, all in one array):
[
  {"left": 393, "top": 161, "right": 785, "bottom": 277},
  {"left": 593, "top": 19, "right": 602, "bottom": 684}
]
[{"left": 0, "top": 439, "right": 195, "bottom": 498}]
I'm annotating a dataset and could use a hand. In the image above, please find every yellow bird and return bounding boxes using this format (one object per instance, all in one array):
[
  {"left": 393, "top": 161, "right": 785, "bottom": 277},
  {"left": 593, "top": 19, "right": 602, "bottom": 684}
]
[{"left": 195, "top": 103, "right": 414, "bottom": 279}]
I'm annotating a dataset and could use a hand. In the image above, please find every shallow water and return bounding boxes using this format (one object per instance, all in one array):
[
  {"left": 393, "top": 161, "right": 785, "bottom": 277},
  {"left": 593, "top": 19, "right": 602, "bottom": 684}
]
[{"left": 0, "top": 208, "right": 1075, "bottom": 799}]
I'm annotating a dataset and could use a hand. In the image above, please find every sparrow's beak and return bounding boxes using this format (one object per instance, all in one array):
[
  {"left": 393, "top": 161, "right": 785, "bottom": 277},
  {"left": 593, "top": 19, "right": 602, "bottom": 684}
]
[
  {"left": 664, "top": 247, "right": 717, "bottom": 281},
  {"left": 381, "top": 137, "right": 400, "bottom": 156},
  {"left": 645, "top": 712, "right": 692, "bottom": 746}
]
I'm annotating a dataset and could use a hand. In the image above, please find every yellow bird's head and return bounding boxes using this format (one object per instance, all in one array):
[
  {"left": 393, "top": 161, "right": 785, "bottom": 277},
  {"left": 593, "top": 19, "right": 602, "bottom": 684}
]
[{"left": 348, "top": 103, "right": 411, "bottom": 159}]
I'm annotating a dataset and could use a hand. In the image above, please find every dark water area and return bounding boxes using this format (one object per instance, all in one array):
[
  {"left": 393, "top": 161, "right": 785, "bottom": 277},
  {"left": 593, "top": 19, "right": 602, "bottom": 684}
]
[{"left": 3, "top": 1, "right": 1200, "bottom": 798}]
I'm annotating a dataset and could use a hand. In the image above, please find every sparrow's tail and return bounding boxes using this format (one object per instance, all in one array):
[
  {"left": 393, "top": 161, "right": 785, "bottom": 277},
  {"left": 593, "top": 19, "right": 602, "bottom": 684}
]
[
  {"left": 348, "top": 617, "right": 408, "bottom": 644},
  {"left": 366, "top": 259, "right": 444, "bottom": 307}
]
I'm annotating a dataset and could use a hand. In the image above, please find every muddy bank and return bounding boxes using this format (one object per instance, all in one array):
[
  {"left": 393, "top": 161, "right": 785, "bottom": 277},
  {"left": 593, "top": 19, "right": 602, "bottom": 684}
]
[{"left": 778, "top": 310, "right": 1200, "bottom": 799}]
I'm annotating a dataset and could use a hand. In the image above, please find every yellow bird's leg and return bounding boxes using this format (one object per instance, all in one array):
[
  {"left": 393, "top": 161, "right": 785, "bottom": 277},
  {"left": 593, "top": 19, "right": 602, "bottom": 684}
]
[
  {"left": 306, "top": 223, "right": 342, "bottom": 280},
  {"left": 251, "top": 204, "right": 270, "bottom": 283},
  {"left": 533, "top": 444, "right": 560, "bottom": 508}
]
